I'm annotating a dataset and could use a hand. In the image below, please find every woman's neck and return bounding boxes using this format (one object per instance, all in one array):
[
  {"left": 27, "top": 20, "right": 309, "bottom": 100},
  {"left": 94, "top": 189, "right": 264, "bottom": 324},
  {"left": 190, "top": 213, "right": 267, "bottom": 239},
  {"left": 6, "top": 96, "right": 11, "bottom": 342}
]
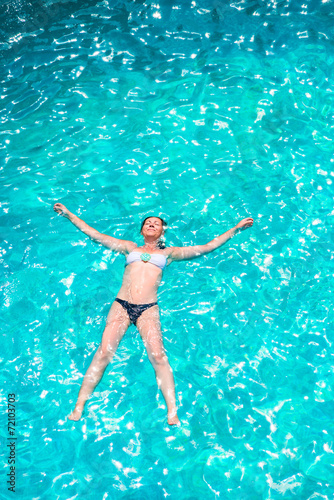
[{"left": 142, "top": 240, "right": 159, "bottom": 251}]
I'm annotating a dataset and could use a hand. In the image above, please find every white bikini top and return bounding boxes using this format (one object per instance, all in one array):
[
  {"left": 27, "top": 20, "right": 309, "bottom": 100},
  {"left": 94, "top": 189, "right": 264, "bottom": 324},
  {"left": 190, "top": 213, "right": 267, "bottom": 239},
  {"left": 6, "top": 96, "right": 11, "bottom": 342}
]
[{"left": 126, "top": 251, "right": 167, "bottom": 270}]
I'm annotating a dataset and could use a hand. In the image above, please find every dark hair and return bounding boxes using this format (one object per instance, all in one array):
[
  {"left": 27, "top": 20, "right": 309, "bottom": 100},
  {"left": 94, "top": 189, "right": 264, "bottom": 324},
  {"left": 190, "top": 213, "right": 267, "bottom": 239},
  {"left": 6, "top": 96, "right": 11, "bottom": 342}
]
[{"left": 140, "top": 216, "right": 167, "bottom": 249}]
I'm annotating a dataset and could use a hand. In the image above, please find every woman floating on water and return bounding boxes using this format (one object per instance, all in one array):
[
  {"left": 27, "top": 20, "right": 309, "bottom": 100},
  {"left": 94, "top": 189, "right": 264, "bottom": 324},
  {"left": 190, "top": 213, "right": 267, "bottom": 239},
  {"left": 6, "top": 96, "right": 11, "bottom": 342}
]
[{"left": 53, "top": 203, "right": 253, "bottom": 425}]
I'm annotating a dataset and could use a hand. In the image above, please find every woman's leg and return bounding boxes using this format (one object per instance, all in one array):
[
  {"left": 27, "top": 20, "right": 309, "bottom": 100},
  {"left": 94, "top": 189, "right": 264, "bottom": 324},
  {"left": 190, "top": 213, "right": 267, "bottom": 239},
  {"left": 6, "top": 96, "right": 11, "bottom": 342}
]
[
  {"left": 137, "top": 306, "right": 180, "bottom": 425},
  {"left": 68, "top": 301, "right": 131, "bottom": 421}
]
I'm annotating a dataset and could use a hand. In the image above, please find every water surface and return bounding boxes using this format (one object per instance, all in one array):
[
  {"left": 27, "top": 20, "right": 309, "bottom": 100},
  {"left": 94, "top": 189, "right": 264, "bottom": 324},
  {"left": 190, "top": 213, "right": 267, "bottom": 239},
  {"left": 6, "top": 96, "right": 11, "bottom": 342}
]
[{"left": 1, "top": 0, "right": 334, "bottom": 498}]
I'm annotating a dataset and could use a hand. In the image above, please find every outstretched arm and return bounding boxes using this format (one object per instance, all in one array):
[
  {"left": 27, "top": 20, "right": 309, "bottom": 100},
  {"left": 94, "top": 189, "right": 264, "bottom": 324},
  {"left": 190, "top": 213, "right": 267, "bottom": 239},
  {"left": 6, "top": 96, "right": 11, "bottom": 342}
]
[
  {"left": 168, "top": 218, "right": 253, "bottom": 262},
  {"left": 53, "top": 203, "right": 135, "bottom": 254}
]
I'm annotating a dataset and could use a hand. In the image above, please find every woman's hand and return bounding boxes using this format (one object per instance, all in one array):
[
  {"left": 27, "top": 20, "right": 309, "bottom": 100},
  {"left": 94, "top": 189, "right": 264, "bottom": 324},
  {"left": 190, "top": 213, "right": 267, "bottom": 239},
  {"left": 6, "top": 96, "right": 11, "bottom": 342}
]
[
  {"left": 235, "top": 217, "right": 254, "bottom": 231},
  {"left": 53, "top": 203, "right": 70, "bottom": 218}
]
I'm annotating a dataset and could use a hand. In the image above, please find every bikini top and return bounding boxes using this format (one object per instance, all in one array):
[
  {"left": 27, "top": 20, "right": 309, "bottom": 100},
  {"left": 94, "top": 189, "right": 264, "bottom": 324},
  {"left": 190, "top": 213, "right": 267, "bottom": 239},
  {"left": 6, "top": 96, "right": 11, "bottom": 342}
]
[{"left": 126, "top": 251, "right": 167, "bottom": 270}]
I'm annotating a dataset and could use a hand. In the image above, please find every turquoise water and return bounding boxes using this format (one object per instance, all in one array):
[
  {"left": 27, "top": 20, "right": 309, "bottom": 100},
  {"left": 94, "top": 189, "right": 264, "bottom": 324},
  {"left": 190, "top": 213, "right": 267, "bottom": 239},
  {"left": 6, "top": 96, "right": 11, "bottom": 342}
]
[{"left": 1, "top": 0, "right": 334, "bottom": 498}]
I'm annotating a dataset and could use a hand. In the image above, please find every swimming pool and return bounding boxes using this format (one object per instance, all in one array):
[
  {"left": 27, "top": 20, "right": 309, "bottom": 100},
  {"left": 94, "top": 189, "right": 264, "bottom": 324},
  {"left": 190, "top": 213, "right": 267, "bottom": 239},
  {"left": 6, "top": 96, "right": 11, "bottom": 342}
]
[{"left": 1, "top": 0, "right": 334, "bottom": 498}]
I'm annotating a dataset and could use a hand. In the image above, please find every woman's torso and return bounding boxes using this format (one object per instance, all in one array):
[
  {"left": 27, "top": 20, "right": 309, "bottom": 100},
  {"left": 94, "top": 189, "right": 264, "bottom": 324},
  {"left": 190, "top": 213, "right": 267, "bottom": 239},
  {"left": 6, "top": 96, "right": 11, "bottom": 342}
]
[{"left": 116, "top": 246, "right": 171, "bottom": 304}]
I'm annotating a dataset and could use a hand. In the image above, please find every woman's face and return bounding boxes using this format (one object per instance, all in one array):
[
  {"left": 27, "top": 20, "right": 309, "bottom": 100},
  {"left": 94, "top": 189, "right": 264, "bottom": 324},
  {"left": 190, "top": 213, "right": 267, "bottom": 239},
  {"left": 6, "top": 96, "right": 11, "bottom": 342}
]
[{"left": 141, "top": 217, "right": 164, "bottom": 239}]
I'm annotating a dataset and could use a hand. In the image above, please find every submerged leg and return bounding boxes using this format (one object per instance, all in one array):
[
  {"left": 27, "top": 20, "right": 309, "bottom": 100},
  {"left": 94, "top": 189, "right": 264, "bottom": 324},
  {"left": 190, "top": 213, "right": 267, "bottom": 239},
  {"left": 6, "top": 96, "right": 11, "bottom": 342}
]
[
  {"left": 68, "top": 301, "right": 130, "bottom": 421},
  {"left": 137, "top": 306, "right": 180, "bottom": 425}
]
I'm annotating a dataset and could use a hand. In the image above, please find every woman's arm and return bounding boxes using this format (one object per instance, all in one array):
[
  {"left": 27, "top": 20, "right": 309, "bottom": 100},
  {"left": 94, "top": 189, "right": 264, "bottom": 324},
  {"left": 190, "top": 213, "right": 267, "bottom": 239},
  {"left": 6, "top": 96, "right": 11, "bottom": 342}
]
[
  {"left": 53, "top": 203, "right": 135, "bottom": 254},
  {"left": 168, "top": 218, "right": 253, "bottom": 262}
]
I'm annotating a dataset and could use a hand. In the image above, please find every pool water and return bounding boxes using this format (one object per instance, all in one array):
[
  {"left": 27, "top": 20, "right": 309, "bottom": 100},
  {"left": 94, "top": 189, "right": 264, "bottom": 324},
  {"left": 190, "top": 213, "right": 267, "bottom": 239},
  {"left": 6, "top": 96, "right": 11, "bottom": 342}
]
[{"left": 1, "top": 0, "right": 334, "bottom": 498}]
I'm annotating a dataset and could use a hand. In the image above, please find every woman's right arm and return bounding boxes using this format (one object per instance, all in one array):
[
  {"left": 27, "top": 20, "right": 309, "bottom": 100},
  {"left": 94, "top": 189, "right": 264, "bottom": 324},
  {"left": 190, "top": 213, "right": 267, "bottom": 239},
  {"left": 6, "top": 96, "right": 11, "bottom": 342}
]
[{"left": 53, "top": 203, "right": 135, "bottom": 254}]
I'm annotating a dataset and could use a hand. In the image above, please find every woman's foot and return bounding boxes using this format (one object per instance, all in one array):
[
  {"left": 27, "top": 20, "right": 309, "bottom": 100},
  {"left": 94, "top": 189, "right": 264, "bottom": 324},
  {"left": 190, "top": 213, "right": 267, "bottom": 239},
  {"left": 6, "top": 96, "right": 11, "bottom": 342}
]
[
  {"left": 68, "top": 407, "right": 83, "bottom": 421},
  {"left": 167, "top": 410, "right": 180, "bottom": 426}
]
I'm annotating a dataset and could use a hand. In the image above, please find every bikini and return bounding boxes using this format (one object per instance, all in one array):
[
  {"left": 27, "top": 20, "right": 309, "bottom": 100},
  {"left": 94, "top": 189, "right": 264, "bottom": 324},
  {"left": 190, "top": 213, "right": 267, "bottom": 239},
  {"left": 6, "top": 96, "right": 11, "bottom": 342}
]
[{"left": 114, "top": 251, "right": 167, "bottom": 325}]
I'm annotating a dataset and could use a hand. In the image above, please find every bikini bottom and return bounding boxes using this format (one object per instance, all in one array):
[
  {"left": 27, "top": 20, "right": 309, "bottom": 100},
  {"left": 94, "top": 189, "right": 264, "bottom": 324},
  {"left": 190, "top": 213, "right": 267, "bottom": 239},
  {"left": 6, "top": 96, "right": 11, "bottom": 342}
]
[{"left": 114, "top": 298, "right": 158, "bottom": 326}]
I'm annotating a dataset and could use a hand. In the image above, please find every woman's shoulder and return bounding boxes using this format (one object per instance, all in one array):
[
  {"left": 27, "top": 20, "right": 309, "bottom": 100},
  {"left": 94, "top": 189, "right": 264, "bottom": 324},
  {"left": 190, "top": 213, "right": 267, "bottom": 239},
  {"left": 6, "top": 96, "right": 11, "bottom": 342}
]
[
  {"left": 162, "top": 246, "right": 176, "bottom": 255},
  {"left": 125, "top": 242, "right": 139, "bottom": 255}
]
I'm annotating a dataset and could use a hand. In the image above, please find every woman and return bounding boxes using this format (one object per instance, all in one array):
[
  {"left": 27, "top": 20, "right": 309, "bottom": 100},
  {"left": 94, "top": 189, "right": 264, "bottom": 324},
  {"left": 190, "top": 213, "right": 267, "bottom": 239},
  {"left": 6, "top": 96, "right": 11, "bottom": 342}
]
[{"left": 53, "top": 203, "right": 253, "bottom": 425}]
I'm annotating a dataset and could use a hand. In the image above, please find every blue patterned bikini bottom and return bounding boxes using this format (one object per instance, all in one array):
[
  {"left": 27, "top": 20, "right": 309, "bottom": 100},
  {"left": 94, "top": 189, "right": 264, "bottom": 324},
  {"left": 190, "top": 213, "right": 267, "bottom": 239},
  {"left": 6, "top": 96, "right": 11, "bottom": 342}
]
[{"left": 114, "top": 298, "right": 158, "bottom": 326}]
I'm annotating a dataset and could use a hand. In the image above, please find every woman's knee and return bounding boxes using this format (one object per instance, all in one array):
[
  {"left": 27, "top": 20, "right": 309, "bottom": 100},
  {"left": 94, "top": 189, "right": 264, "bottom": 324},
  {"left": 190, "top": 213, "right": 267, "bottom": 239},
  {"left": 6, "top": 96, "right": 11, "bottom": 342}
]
[
  {"left": 150, "top": 350, "right": 168, "bottom": 367},
  {"left": 96, "top": 343, "right": 116, "bottom": 363}
]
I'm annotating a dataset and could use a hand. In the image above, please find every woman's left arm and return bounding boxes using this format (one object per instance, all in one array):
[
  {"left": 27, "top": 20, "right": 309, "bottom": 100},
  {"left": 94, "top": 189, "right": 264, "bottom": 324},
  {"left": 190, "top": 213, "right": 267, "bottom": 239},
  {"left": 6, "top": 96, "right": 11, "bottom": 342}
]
[{"left": 168, "top": 218, "right": 253, "bottom": 262}]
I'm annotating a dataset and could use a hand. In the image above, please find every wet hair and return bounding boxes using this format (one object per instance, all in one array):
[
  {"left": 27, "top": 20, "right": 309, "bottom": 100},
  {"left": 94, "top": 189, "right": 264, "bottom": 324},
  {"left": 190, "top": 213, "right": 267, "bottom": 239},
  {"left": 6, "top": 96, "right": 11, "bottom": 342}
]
[{"left": 140, "top": 216, "right": 167, "bottom": 249}]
